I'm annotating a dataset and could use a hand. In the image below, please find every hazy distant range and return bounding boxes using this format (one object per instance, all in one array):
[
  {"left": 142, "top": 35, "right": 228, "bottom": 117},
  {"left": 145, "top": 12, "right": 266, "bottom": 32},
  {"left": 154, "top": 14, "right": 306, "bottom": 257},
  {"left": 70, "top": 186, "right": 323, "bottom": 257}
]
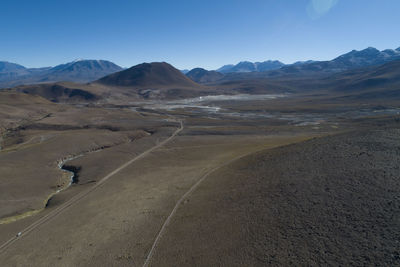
[{"left": 1, "top": 46, "right": 399, "bottom": 88}]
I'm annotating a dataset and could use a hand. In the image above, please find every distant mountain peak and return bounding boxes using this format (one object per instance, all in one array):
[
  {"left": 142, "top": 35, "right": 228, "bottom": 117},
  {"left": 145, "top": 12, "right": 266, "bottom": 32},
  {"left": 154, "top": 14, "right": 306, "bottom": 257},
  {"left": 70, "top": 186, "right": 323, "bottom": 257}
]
[
  {"left": 188, "top": 67, "right": 206, "bottom": 72},
  {"left": 0, "top": 59, "right": 123, "bottom": 88},
  {"left": 217, "top": 60, "right": 284, "bottom": 73},
  {"left": 186, "top": 67, "right": 224, "bottom": 83},
  {"left": 46, "top": 59, "right": 123, "bottom": 82},
  {"left": 237, "top": 61, "right": 253, "bottom": 64},
  {"left": 365, "top": 47, "right": 379, "bottom": 51},
  {"left": 336, "top": 47, "right": 380, "bottom": 59},
  {"left": 180, "top": 69, "right": 190, "bottom": 74},
  {"left": 292, "top": 60, "right": 317, "bottom": 65},
  {"left": 66, "top": 59, "right": 114, "bottom": 65},
  {"left": 0, "top": 61, "right": 27, "bottom": 72},
  {"left": 216, "top": 64, "right": 235, "bottom": 73}
]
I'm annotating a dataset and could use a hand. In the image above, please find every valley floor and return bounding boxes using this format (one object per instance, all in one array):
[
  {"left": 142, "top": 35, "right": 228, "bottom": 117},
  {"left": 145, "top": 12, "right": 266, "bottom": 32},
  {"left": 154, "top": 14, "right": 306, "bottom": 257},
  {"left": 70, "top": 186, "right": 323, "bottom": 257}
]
[
  {"left": 0, "top": 93, "right": 399, "bottom": 266},
  {"left": 0, "top": 128, "right": 313, "bottom": 266}
]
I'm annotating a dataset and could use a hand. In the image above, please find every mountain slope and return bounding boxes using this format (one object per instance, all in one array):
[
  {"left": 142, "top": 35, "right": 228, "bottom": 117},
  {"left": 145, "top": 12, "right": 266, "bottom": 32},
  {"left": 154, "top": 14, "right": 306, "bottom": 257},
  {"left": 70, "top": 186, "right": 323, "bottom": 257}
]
[
  {"left": 0, "top": 61, "right": 30, "bottom": 80},
  {"left": 323, "top": 59, "right": 400, "bottom": 100},
  {"left": 272, "top": 59, "right": 400, "bottom": 101},
  {"left": 217, "top": 64, "right": 235, "bottom": 73},
  {"left": 0, "top": 61, "right": 27, "bottom": 73},
  {"left": 331, "top": 47, "right": 400, "bottom": 69},
  {"left": 186, "top": 68, "right": 224, "bottom": 83},
  {"left": 277, "top": 47, "right": 400, "bottom": 76},
  {"left": 96, "top": 62, "right": 201, "bottom": 88},
  {"left": 0, "top": 60, "right": 123, "bottom": 88},
  {"left": 13, "top": 83, "right": 99, "bottom": 103},
  {"left": 40, "top": 60, "right": 123, "bottom": 83}
]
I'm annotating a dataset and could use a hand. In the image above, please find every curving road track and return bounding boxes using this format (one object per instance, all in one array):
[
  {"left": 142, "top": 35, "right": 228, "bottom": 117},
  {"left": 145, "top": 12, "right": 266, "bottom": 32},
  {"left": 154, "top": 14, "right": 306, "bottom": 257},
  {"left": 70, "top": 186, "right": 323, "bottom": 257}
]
[
  {"left": 0, "top": 121, "right": 183, "bottom": 255},
  {"left": 142, "top": 146, "right": 273, "bottom": 267}
]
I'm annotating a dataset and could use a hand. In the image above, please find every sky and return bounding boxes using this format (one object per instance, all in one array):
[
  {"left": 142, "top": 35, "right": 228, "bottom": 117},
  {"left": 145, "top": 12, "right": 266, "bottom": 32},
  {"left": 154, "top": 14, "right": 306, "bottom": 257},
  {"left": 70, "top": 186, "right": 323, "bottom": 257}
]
[{"left": 1, "top": 0, "right": 399, "bottom": 70}]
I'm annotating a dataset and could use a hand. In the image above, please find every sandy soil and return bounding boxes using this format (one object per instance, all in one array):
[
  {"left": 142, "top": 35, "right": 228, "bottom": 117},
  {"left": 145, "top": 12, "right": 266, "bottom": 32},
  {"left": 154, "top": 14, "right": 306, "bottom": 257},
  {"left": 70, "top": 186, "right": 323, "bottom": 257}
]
[
  {"left": 149, "top": 126, "right": 400, "bottom": 266},
  {"left": 0, "top": 95, "right": 176, "bottom": 222},
  {"left": 0, "top": 131, "right": 313, "bottom": 266}
]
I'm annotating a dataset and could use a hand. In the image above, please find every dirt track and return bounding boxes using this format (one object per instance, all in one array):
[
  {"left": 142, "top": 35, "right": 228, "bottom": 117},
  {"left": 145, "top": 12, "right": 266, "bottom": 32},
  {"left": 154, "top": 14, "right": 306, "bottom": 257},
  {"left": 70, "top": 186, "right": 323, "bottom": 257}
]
[
  {"left": 0, "top": 121, "right": 183, "bottom": 255},
  {"left": 0, "top": 130, "right": 312, "bottom": 266},
  {"left": 143, "top": 145, "right": 275, "bottom": 266}
]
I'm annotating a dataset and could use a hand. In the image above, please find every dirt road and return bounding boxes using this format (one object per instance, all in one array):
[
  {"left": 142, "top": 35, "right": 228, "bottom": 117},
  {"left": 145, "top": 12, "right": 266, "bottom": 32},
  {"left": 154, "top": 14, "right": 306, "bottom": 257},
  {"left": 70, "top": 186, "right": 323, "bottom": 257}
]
[
  {"left": 0, "top": 121, "right": 183, "bottom": 255},
  {"left": 142, "top": 147, "right": 274, "bottom": 267}
]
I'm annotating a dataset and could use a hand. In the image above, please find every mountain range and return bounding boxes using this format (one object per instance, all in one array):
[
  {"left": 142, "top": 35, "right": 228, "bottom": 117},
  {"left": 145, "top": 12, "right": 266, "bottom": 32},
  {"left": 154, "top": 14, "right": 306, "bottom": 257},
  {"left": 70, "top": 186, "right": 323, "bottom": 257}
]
[
  {"left": 9, "top": 56, "right": 400, "bottom": 103},
  {"left": 217, "top": 60, "right": 285, "bottom": 73},
  {"left": 214, "top": 47, "right": 400, "bottom": 74},
  {"left": 11, "top": 62, "right": 208, "bottom": 102},
  {"left": 0, "top": 60, "right": 122, "bottom": 88},
  {"left": 276, "top": 47, "right": 400, "bottom": 75},
  {"left": 1, "top": 46, "right": 400, "bottom": 90},
  {"left": 185, "top": 47, "right": 400, "bottom": 83}
]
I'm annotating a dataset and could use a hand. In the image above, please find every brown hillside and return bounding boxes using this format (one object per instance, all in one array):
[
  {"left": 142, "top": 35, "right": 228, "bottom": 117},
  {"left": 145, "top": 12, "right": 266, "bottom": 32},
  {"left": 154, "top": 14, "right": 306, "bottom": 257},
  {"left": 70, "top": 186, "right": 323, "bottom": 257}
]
[
  {"left": 12, "top": 83, "right": 99, "bottom": 103},
  {"left": 96, "top": 62, "right": 201, "bottom": 89}
]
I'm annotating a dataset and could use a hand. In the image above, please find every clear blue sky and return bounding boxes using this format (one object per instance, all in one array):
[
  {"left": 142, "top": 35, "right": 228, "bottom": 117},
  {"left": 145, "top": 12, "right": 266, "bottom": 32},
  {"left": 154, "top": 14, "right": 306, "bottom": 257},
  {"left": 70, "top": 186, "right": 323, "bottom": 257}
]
[{"left": 1, "top": 0, "right": 399, "bottom": 70}]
